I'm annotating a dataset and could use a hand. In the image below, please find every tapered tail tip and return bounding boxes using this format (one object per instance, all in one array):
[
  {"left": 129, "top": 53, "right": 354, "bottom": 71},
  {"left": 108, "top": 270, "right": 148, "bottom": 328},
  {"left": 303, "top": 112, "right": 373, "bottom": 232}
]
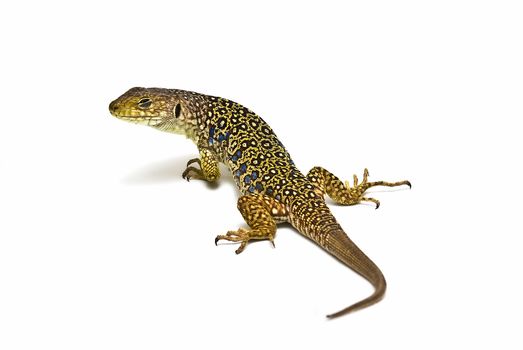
[
  {"left": 326, "top": 311, "right": 345, "bottom": 319},
  {"left": 325, "top": 280, "right": 387, "bottom": 319},
  {"left": 325, "top": 297, "right": 382, "bottom": 319},
  {"left": 325, "top": 304, "right": 359, "bottom": 319}
]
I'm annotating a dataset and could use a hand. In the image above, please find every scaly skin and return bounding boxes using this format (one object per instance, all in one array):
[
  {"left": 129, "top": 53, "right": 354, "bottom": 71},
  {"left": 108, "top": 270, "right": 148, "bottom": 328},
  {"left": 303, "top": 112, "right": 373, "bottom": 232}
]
[{"left": 109, "top": 87, "right": 411, "bottom": 318}]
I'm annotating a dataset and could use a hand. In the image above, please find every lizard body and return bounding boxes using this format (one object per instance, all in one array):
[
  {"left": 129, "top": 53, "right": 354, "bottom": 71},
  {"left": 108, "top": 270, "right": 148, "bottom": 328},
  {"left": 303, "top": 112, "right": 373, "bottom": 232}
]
[{"left": 109, "top": 87, "right": 410, "bottom": 318}]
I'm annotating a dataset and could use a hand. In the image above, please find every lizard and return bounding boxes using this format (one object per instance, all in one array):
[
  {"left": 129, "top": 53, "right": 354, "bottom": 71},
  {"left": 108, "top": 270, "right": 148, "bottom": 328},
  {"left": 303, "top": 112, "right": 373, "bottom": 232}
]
[{"left": 109, "top": 87, "right": 411, "bottom": 318}]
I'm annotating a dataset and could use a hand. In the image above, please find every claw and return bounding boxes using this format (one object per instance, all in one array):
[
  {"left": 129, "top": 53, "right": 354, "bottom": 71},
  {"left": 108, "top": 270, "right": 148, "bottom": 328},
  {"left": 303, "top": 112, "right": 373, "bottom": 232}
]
[
  {"left": 182, "top": 166, "right": 203, "bottom": 181},
  {"left": 361, "top": 196, "right": 380, "bottom": 209},
  {"left": 215, "top": 229, "right": 249, "bottom": 254},
  {"left": 186, "top": 158, "right": 201, "bottom": 167},
  {"left": 235, "top": 241, "right": 247, "bottom": 254},
  {"left": 363, "top": 168, "right": 369, "bottom": 184},
  {"left": 182, "top": 158, "right": 203, "bottom": 181}
]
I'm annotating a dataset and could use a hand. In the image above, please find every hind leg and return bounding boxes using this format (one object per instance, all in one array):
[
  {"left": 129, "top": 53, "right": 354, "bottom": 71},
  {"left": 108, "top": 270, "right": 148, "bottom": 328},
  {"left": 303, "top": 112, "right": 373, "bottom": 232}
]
[
  {"left": 307, "top": 167, "right": 410, "bottom": 209},
  {"left": 215, "top": 194, "right": 288, "bottom": 254}
]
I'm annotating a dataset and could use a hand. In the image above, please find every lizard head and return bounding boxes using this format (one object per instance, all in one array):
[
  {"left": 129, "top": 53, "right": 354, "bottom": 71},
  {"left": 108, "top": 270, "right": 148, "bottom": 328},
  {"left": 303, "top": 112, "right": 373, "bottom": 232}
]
[{"left": 109, "top": 87, "right": 198, "bottom": 140}]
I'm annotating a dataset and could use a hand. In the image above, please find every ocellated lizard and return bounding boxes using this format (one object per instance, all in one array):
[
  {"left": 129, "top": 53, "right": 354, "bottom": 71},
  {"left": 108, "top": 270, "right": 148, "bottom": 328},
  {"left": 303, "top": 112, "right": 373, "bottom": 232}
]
[{"left": 109, "top": 87, "right": 411, "bottom": 318}]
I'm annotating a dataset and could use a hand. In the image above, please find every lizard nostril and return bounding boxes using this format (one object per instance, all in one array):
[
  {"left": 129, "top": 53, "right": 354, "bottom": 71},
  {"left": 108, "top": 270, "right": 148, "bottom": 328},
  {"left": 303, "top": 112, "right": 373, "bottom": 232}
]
[{"left": 109, "top": 101, "right": 118, "bottom": 112}]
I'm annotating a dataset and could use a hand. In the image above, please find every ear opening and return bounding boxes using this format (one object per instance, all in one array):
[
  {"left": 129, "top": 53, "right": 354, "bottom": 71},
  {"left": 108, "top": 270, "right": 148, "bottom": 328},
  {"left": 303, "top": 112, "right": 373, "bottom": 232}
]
[{"left": 175, "top": 103, "right": 181, "bottom": 118}]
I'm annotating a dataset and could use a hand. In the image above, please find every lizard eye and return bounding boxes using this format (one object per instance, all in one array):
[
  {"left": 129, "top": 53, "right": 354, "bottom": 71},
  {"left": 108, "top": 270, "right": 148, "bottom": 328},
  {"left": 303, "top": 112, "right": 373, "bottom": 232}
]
[
  {"left": 138, "top": 98, "right": 152, "bottom": 109},
  {"left": 175, "top": 103, "right": 181, "bottom": 118}
]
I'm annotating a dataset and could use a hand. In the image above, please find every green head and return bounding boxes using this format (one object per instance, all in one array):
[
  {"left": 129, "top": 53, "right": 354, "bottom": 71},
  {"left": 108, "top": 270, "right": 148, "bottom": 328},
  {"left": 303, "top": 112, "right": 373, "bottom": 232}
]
[{"left": 109, "top": 87, "right": 199, "bottom": 140}]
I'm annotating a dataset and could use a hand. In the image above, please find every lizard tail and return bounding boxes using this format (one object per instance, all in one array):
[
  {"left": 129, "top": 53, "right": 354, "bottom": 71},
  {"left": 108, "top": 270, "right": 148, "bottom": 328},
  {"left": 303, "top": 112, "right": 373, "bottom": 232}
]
[{"left": 324, "top": 228, "right": 386, "bottom": 319}]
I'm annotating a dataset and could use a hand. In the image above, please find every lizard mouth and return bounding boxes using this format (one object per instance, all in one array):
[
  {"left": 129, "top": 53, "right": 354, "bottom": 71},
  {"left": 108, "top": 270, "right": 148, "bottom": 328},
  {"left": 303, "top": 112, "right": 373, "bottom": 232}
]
[
  {"left": 109, "top": 102, "right": 164, "bottom": 126},
  {"left": 117, "top": 115, "right": 164, "bottom": 126}
]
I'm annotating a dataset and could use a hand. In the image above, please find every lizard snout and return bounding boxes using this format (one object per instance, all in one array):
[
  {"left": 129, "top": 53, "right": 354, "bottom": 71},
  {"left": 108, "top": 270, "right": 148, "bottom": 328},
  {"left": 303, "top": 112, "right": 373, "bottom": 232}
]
[{"left": 109, "top": 100, "right": 119, "bottom": 114}]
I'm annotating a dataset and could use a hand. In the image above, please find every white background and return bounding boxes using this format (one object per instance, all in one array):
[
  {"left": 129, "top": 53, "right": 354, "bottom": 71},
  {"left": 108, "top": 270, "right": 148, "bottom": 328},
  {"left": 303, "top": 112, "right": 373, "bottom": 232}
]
[{"left": 1, "top": 1, "right": 522, "bottom": 349}]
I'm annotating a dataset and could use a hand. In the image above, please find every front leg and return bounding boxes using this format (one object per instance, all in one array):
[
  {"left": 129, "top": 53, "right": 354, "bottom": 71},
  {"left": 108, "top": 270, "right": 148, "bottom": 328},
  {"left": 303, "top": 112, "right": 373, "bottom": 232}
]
[
  {"left": 215, "top": 194, "right": 288, "bottom": 254},
  {"left": 182, "top": 148, "right": 220, "bottom": 183},
  {"left": 307, "top": 166, "right": 411, "bottom": 209}
]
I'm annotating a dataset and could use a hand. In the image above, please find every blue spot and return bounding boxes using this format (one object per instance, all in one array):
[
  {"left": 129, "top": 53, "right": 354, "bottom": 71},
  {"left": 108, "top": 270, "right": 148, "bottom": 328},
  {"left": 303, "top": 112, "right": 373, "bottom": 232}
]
[
  {"left": 218, "top": 134, "right": 225, "bottom": 141},
  {"left": 225, "top": 132, "right": 230, "bottom": 140},
  {"left": 275, "top": 194, "right": 281, "bottom": 200},
  {"left": 236, "top": 150, "right": 241, "bottom": 157},
  {"left": 240, "top": 164, "right": 247, "bottom": 174},
  {"left": 232, "top": 155, "right": 238, "bottom": 162},
  {"left": 249, "top": 185, "right": 255, "bottom": 193},
  {"left": 266, "top": 187, "right": 273, "bottom": 194},
  {"left": 244, "top": 175, "right": 251, "bottom": 184},
  {"left": 251, "top": 171, "right": 258, "bottom": 180},
  {"left": 256, "top": 183, "right": 263, "bottom": 191},
  {"left": 235, "top": 170, "right": 241, "bottom": 177},
  {"left": 208, "top": 127, "right": 215, "bottom": 146}
]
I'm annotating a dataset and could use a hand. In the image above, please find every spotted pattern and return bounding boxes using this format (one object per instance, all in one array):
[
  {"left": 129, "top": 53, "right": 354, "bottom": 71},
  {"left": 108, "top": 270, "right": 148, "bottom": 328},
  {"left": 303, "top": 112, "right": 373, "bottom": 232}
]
[{"left": 192, "top": 94, "right": 345, "bottom": 243}]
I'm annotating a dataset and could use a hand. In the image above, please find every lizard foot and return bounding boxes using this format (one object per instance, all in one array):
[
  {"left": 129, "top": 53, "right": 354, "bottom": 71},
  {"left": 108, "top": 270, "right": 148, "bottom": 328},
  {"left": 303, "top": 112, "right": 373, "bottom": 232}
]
[
  {"left": 182, "top": 158, "right": 203, "bottom": 181},
  {"left": 215, "top": 228, "right": 275, "bottom": 254},
  {"left": 343, "top": 168, "right": 411, "bottom": 209},
  {"left": 182, "top": 151, "right": 220, "bottom": 183}
]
